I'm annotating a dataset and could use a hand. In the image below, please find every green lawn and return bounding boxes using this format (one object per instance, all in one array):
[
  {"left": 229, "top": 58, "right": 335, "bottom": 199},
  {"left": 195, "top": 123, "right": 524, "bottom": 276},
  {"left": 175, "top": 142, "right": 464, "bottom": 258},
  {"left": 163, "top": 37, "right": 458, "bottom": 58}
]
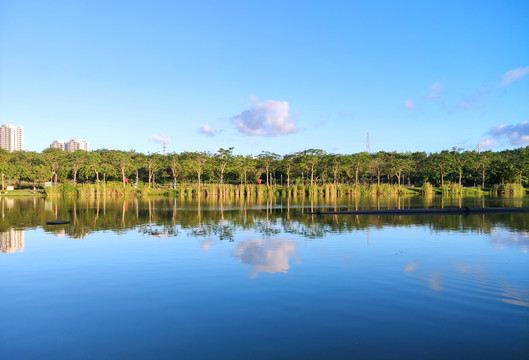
[{"left": 0, "top": 189, "right": 45, "bottom": 196}]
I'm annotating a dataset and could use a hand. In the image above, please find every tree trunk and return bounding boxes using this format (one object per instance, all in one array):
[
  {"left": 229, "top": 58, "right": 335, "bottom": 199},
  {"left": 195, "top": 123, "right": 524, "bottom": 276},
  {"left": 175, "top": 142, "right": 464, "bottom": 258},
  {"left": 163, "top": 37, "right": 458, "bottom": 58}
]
[
  {"left": 355, "top": 165, "right": 359, "bottom": 184},
  {"left": 482, "top": 165, "right": 485, "bottom": 188},
  {"left": 311, "top": 165, "right": 314, "bottom": 186}
]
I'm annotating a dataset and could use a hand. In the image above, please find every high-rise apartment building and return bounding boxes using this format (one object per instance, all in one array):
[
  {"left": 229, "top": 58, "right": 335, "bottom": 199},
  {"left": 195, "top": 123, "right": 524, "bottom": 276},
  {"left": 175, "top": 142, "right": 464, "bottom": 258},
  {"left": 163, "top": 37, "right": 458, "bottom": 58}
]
[
  {"left": 67, "top": 138, "right": 89, "bottom": 152},
  {"left": 50, "top": 140, "right": 65, "bottom": 150},
  {"left": 50, "top": 138, "right": 89, "bottom": 152},
  {"left": 0, "top": 124, "right": 24, "bottom": 152}
]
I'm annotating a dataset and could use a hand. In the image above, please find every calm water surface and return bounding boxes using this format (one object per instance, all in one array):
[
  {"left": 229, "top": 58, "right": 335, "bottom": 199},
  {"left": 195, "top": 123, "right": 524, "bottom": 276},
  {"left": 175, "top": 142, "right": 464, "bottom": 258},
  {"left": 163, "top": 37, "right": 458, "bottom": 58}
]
[{"left": 1, "top": 195, "right": 528, "bottom": 359}]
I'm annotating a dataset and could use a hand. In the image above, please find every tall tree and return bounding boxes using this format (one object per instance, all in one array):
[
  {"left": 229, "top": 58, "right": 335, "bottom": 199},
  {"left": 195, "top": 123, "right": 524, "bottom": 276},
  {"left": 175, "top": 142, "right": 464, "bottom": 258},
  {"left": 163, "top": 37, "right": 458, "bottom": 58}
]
[
  {"left": 42, "top": 148, "right": 65, "bottom": 183},
  {"left": 281, "top": 154, "right": 295, "bottom": 187},
  {"left": 428, "top": 151, "right": 454, "bottom": 187},
  {"left": 258, "top": 151, "right": 280, "bottom": 186},
  {"left": 169, "top": 153, "right": 182, "bottom": 188},
  {"left": 107, "top": 150, "right": 131, "bottom": 186},
  {"left": 349, "top": 152, "right": 370, "bottom": 184},
  {"left": 214, "top": 147, "right": 234, "bottom": 185},
  {"left": 181, "top": 151, "right": 208, "bottom": 186},
  {"left": 88, "top": 151, "right": 103, "bottom": 187},
  {"left": 298, "top": 149, "right": 325, "bottom": 186},
  {"left": 369, "top": 153, "right": 385, "bottom": 185},
  {"left": 237, "top": 155, "right": 256, "bottom": 186},
  {"left": 129, "top": 151, "right": 147, "bottom": 188},
  {"left": 147, "top": 153, "right": 164, "bottom": 188},
  {"left": 67, "top": 150, "right": 89, "bottom": 185}
]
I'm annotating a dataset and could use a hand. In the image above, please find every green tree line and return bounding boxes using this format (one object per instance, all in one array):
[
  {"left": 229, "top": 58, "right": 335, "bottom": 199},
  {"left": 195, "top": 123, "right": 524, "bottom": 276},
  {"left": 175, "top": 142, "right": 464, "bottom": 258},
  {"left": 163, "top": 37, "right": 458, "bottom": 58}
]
[{"left": 1, "top": 146, "right": 529, "bottom": 189}]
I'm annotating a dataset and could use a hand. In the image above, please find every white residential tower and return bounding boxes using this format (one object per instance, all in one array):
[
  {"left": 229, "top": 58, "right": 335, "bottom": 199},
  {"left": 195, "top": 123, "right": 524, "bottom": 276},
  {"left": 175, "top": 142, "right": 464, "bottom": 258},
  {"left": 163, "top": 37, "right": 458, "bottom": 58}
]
[
  {"left": 0, "top": 124, "right": 24, "bottom": 152},
  {"left": 50, "top": 138, "right": 89, "bottom": 152}
]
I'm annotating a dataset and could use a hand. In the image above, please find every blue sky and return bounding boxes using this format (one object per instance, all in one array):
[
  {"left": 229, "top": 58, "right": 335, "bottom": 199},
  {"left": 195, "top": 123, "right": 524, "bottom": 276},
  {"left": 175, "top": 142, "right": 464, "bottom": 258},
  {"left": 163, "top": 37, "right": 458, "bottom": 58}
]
[{"left": 1, "top": 0, "right": 528, "bottom": 155}]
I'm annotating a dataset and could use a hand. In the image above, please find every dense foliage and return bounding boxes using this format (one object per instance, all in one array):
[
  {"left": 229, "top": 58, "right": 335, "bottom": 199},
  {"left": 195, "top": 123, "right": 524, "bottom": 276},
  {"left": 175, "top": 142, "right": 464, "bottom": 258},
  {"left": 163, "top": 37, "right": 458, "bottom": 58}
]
[{"left": 1, "top": 146, "right": 528, "bottom": 189}]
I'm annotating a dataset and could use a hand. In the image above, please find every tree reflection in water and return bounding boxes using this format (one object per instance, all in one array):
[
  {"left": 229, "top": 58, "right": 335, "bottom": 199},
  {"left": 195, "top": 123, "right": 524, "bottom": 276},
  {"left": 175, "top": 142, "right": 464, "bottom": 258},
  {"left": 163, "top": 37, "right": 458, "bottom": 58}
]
[{"left": 0, "top": 196, "right": 528, "bottom": 251}]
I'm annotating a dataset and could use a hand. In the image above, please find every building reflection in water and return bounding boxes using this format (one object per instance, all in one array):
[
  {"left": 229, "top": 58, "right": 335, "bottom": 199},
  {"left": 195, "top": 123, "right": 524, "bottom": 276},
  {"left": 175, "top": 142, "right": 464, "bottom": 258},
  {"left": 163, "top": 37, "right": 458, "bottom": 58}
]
[
  {"left": 0, "top": 228, "right": 25, "bottom": 254},
  {"left": 235, "top": 238, "right": 298, "bottom": 278}
]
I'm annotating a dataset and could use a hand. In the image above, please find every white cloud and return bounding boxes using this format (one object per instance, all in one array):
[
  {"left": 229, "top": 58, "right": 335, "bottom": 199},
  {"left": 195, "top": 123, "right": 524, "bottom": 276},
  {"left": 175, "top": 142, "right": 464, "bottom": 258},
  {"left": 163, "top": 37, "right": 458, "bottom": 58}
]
[
  {"left": 232, "top": 100, "right": 298, "bottom": 136},
  {"left": 198, "top": 123, "right": 217, "bottom": 137},
  {"left": 501, "top": 66, "right": 529, "bottom": 86},
  {"left": 480, "top": 121, "right": 529, "bottom": 147},
  {"left": 478, "top": 137, "right": 497, "bottom": 149},
  {"left": 149, "top": 135, "right": 171, "bottom": 143},
  {"left": 249, "top": 94, "right": 258, "bottom": 102},
  {"left": 456, "top": 101, "right": 472, "bottom": 109},
  {"left": 426, "top": 82, "right": 442, "bottom": 100},
  {"left": 404, "top": 100, "right": 417, "bottom": 110}
]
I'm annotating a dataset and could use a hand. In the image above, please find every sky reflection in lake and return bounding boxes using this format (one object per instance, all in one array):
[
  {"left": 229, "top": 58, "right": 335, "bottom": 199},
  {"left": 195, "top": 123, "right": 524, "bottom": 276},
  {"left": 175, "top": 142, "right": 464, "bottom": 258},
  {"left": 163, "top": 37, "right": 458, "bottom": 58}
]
[{"left": 1, "top": 196, "right": 528, "bottom": 359}]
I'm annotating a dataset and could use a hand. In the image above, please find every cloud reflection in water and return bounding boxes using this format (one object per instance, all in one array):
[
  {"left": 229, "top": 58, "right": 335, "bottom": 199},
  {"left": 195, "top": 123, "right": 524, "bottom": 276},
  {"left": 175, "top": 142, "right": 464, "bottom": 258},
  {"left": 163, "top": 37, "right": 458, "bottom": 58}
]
[
  {"left": 489, "top": 229, "right": 529, "bottom": 253},
  {"left": 235, "top": 238, "right": 298, "bottom": 278}
]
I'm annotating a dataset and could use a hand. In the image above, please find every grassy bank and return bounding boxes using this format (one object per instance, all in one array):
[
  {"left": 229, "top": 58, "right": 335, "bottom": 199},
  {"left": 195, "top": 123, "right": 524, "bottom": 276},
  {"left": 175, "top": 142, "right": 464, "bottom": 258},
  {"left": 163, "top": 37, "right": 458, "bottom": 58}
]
[{"left": 0, "top": 189, "right": 45, "bottom": 197}]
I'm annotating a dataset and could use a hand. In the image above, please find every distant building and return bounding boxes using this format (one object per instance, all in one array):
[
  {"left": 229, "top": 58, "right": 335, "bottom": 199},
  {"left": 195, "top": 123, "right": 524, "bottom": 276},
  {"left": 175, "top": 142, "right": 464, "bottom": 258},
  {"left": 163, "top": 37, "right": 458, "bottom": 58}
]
[
  {"left": 0, "top": 124, "right": 24, "bottom": 152},
  {"left": 50, "top": 140, "right": 65, "bottom": 150},
  {"left": 50, "top": 138, "right": 89, "bottom": 152},
  {"left": 66, "top": 138, "right": 89, "bottom": 152}
]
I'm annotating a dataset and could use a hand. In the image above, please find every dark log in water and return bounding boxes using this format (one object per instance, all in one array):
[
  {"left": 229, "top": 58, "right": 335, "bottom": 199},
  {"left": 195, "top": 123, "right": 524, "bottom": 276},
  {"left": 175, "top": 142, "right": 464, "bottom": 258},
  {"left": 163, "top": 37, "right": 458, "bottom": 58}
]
[{"left": 312, "top": 207, "right": 529, "bottom": 216}]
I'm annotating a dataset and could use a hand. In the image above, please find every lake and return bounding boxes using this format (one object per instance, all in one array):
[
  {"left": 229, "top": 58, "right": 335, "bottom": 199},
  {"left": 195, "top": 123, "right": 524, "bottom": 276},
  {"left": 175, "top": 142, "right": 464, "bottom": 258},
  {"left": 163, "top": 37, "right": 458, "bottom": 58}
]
[{"left": 1, "top": 195, "right": 528, "bottom": 359}]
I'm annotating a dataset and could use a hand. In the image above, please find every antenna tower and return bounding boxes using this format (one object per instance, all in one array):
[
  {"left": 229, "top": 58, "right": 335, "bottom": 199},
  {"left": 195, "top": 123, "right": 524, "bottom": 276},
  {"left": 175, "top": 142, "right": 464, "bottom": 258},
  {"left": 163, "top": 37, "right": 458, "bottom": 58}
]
[
  {"left": 163, "top": 142, "right": 167, "bottom": 156},
  {"left": 366, "top": 132, "right": 371, "bottom": 153}
]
